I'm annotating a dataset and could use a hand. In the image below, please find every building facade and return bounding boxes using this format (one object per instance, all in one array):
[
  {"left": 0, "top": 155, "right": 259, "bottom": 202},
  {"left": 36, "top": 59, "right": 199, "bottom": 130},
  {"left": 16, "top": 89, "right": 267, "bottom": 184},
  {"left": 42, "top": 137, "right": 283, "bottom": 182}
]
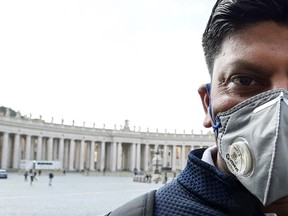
[{"left": 0, "top": 109, "right": 215, "bottom": 172}]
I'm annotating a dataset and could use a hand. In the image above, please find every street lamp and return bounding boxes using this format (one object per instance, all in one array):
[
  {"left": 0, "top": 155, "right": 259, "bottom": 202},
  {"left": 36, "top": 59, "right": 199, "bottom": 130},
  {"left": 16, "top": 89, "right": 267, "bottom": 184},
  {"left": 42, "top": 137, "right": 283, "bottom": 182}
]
[{"left": 151, "top": 146, "right": 163, "bottom": 174}]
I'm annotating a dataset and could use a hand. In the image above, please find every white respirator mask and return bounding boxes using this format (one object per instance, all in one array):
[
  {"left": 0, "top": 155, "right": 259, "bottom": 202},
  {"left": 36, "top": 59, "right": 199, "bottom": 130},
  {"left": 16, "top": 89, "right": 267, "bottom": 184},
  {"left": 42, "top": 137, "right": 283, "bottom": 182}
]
[{"left": 206, "top": 85, "right": 288, "bottom": 205}]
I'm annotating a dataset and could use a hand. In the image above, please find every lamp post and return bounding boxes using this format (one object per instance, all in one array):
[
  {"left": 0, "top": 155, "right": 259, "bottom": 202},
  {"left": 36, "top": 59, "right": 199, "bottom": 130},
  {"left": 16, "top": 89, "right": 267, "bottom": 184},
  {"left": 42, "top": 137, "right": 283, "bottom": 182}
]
[
  {"left": 151, "top": 146, "right": 163, "bottom": 174},
  {"left": 155, "top": 150, "right": 160, "bottom": 174}
]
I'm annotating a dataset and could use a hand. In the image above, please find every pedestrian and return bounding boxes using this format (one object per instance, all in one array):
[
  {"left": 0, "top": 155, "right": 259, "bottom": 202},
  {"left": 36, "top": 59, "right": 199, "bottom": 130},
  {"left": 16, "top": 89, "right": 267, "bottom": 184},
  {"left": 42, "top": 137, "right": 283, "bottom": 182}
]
[
  {"left": 30, "top": 172, "right": 34, "bottom": 186},
  {"left": 173, "top": 171, "right": 176, "bottom": 180},
  {"left": 145, "top": 173, "right": 149, "bottom": 183},
  {"left": 24, "top": 171, "right": 28, "bottom": 181},
  {"left": 133, "top": 168, "right": 137, "bottom": 176},
  {"left": 33, "top": 171, "right": 37, "bottom": 181},
  {"left": 163, "top": 172, "right": 167, "bottom": 184},
  {"left": 38, "top": 169, "right": 41, "bottom": 176},
  {"left": 107, "top": 1, "right": 288, "bottom": 215},
  {"left": 48, "top": 172, "right": 54, "bottom": 186}
]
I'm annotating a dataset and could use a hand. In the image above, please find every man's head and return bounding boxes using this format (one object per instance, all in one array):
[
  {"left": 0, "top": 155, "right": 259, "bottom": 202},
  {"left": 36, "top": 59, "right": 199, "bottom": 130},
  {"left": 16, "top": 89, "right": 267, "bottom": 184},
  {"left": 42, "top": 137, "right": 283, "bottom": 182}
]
[
  {"left": 199, "top": 0, "right": 288, "bottom": 211},
  {"left": 200, "top": 0, "right": 288, "bottom": 128},
  {"left": 202, "top": 0, "right": 288, "bottom": 76}
]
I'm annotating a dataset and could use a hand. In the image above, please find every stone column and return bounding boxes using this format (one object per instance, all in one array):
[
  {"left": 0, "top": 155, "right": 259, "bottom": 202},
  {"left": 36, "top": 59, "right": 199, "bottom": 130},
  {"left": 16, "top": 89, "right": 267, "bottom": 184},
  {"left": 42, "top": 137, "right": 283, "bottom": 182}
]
[
  {"left": 144, "top": 143, "right": 149, "bottom": 172},
  {"left": 163, "top": 144, "right": 168, "bottom": 168},
  {"left": 100, "top": 141, "right": 105, "bottom": 171},
  {"left": 172, "top": 144, "right": 176, "bottom": 171},
  {"left": 85, "top": 142, "right": 90, "bottom": 169},
  {"left": 136, "top": 143, "right": 141, "bottom": 171},
  {"left": 181, "top": 145, "right": 186, "bottom": 170},
  {"left": 53, "top": 139, "right": 58, "bottom": 160},
  {"left": 42, "top": 138, "right": 47, "bottom": 160},
  {"left": 110, "top": 142, "right": 117, "bottom": 172},
  {"left": 89, "top": 141, "right": 95, "bottom": 171},
  {"left": 13, "top": 133, "right": 20, "bottom": 169},
  {"left": 116, "top": 142, "right": 122, "bottom": 171},
  {"left": 96, "top": 143, "right": 101, "bottom": 170},
  {"left": 20, "top": 136, "right": 25, "bottom": 160},
  {"left": 31, "top": 137, "right": 36, "bottom": 161},
  {"left": 79, "top": 139, "right": 85, "bottom": 171},
  {"left": 64, "top": 140, "right": 69, "bottom": 170},
  {"left": 59, "top": 138, "right": 64, "bottom": 168},
  {"left": 130, "top": 143, "right": 136, "bottom": 171},
  {"left": 75, "top": 141, "right": 80, "bottom": 170},
  {"left": 36, "top": 136, "right": 43, "bottom": 161},
  {"left": 1, "top": 132, "right": 9, "bottom": 169},
  {"left": 69, "top": 139, "right": 75, "bottom": 171},
  {"left": 25, "top": 135, "right": 31, "bottom": 161},
  {"left": 47, "top": 137, "right": 53, "bottom": 161}
]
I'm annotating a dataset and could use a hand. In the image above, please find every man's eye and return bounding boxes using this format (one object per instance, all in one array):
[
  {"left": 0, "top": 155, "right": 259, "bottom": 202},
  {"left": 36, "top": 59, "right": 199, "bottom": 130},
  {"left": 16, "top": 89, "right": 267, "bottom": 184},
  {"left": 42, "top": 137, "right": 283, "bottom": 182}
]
[{"left": 231, "top": 76, "right": 255, "bottom": 85}]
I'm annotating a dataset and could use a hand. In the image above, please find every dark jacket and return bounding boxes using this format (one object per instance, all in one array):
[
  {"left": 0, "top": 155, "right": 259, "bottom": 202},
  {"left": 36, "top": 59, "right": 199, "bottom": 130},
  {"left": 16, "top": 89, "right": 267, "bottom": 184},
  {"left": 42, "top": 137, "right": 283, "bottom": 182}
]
[
  {"left": 106, "top": 190, "right": 156, "bottom": 216},
  {"left": 107, "top": 149, "right": 265, "bottom": 216}
]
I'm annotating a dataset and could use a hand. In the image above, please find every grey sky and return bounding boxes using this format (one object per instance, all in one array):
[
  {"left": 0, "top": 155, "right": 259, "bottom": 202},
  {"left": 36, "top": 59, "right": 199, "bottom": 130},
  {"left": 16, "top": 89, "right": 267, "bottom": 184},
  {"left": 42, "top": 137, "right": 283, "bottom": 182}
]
[{"left": 0, "top": 0, "right": 215, "bottom": 133}]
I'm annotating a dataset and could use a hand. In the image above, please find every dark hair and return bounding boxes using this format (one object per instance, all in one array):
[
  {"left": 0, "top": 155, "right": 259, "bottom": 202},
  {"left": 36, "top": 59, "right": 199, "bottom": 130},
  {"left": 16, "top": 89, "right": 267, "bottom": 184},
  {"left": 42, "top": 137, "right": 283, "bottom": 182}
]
[{"left": 202, "top": 0, "right": 288, "bottom": 76}]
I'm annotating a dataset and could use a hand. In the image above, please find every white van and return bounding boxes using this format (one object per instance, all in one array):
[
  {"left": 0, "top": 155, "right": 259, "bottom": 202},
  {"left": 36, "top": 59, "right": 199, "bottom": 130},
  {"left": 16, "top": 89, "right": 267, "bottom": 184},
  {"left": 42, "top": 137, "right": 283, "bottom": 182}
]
[{"left": 0, "top": 169, "right": 8, "bottom": 179}]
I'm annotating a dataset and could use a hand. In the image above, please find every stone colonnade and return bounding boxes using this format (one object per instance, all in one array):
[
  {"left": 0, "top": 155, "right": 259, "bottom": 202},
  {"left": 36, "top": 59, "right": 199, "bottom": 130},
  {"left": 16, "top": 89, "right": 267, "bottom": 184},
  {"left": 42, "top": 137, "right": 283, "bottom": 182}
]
[{"left": 0, "top": 116, "right": 214, "bottom": 172}]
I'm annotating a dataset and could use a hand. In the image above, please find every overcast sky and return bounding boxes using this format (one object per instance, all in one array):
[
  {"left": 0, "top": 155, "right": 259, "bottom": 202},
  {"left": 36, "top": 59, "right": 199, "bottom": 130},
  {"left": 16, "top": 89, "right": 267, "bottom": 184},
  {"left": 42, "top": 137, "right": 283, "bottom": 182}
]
[{"left": 0, "top": 0, "right": 215, "bottom": 134}]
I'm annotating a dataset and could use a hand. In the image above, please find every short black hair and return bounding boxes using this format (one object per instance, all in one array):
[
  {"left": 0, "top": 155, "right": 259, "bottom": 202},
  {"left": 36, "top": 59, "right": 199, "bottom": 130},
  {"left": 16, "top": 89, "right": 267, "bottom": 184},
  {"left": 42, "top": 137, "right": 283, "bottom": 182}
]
[{"left": 202, "top": 0, "right": 288, "bottom": 76}]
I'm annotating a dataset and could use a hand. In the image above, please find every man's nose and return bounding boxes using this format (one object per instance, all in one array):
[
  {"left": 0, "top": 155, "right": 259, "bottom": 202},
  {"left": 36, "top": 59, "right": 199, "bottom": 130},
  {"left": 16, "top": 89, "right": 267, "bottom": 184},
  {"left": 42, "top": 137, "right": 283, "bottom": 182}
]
[{"left": 271, "top": 75, "right": 288, "bottom": 90}]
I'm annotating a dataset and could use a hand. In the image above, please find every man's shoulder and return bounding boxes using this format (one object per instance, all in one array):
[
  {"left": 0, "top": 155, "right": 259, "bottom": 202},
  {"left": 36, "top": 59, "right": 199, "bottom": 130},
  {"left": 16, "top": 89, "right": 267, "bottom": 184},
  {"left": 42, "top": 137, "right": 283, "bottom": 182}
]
[{"left": 106, "top": 190, "right": 156, "bottom": 216}]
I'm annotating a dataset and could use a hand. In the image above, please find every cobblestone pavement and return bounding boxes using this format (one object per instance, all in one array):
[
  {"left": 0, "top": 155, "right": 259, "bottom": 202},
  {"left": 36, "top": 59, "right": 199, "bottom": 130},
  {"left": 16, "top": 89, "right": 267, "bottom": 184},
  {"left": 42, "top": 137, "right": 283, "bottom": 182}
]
[{"left": 0, "top": 173, "right": 163, "bottom": 216}]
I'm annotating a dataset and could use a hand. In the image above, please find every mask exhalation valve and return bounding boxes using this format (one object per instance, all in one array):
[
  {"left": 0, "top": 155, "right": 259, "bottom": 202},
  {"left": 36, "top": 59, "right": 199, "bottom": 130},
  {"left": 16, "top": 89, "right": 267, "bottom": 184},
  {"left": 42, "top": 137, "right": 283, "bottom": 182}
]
[{"left": 226, "top": 139, "right": 253, "bottom": 176}]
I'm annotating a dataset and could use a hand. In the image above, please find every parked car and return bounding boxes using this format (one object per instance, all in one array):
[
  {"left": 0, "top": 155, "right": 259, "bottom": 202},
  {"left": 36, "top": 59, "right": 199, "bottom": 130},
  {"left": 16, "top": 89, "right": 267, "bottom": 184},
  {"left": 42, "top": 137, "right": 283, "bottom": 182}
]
[{"left": 0, "top": 169, "right": 8, "bottom": 179}]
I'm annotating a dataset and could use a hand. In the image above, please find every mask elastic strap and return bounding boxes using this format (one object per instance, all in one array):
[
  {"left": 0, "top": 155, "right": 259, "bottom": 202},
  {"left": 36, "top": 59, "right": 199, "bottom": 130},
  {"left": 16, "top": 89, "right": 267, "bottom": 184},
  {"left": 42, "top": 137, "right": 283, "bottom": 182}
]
[{"left": 205, "top": 83, "right": 221, "bottom": 138}]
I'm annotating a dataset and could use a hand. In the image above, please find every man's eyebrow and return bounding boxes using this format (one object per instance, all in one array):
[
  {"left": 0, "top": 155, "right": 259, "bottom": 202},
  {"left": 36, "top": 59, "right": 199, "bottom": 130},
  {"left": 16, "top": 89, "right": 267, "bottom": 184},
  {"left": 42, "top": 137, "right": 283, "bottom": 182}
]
[{"left": 229, "top": 59, "right": 272, "bottom": 76}]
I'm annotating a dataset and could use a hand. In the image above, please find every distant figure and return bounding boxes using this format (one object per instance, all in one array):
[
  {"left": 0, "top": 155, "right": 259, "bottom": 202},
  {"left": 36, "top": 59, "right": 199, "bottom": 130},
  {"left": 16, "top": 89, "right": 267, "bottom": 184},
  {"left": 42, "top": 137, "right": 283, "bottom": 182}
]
[
  {"left": 148, "top": 174, "right": 152, "bottom": 183},
  {"left": 48, "top": 173, "right": 54, "bottom": 186},
  {"left": 173, "top": 172, "right": 176, "bottom": 180},
  {"left": 133, "top": 168, "right": 138, "bottom": 176},
  {"left": 24, "top": 171, "right": 28, "bottom": 181},
  {"left": 30, "top": 172, "right": 34, "bottom": 186},
  {"left": 145, "top": 173, "right": 151, "bottom": 183},
  {"left": 164, "top": 172, "right": 168, "bottom": 184},
  {"left": 63, "top": 170, "right": 66, "bottom": 175},
  {"left": 38, "top": 170, "right": 41, "bottom": 176},
  {"left": 33, "top": 171, "right": 37, "bottom": 181}
]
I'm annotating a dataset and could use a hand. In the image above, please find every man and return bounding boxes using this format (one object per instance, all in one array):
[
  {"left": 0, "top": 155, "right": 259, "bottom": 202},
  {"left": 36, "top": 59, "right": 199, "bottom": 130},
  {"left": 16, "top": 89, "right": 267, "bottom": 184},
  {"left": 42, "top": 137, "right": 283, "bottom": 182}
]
[
  {"left": 29, "top": 170, "right": 34, "bottom": 186},
  {"left": 49, "top": 172, "right": 54, "bottom": 186},
  {"left": 107, "top": 0, "right": 288, "bottom": 215}
]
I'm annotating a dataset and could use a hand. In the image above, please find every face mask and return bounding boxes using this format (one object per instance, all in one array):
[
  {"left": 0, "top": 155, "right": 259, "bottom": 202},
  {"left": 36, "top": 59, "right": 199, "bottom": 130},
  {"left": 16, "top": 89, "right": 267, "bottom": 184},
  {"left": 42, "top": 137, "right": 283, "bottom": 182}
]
[{"left": 207, "top": 86, "right": 288, "bottom": 205}]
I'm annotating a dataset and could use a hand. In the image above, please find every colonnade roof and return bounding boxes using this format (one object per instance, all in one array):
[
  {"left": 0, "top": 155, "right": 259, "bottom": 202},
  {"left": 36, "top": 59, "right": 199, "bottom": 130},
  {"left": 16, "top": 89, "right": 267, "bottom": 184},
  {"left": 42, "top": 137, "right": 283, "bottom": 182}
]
[{"left": 0, "top": 115, "right": 214, "bottom": 143}]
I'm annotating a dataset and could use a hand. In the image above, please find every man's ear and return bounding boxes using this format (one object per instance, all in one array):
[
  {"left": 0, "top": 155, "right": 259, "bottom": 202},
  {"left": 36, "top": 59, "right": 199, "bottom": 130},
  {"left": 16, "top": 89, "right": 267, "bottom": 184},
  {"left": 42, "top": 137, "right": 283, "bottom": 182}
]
[{"left": 198, "top": 84, "right": 212, "bottom": 128}]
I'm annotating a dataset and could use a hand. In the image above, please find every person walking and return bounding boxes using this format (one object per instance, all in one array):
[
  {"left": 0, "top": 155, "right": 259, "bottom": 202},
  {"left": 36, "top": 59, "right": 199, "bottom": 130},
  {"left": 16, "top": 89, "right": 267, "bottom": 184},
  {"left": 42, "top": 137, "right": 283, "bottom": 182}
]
[
  {"left": 29, "top": 171, "right": 34, "bottom": 186},
  {"left": 24, "top": 171, "right": 28, "bottom": 181},
  {"left": 33, "top": 171, "right": 37, "bottom": 181},
  {"left": 163, "top": 172, "right": 168, "bottom": 184},
  {"left": 48, "top": 172, "right": 54, "bottom": 186}
]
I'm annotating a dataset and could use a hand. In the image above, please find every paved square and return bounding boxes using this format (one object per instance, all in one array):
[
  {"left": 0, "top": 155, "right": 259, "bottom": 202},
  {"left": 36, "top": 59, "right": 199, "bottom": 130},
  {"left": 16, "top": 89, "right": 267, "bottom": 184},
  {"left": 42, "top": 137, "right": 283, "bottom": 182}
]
[{"left": 0, "top": 173, "right": 163, "bottom": 216}]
